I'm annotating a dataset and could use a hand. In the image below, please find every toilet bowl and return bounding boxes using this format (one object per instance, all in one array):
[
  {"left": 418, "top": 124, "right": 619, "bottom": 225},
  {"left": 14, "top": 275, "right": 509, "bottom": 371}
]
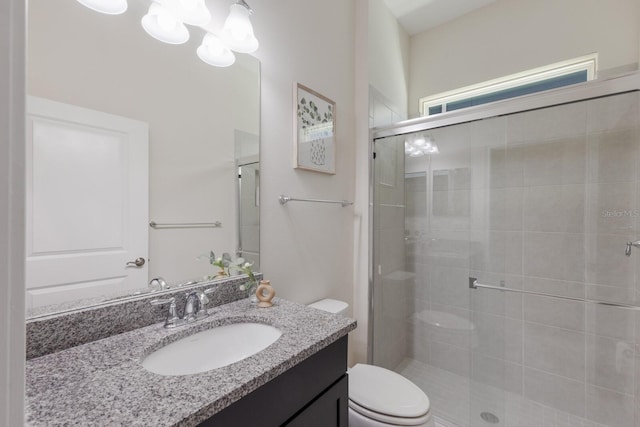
[
  {"left": 308, "top": 299, "right": 435, "bottom": 427},
  {"left": 348, "top": 363, "right": 434, "bottom": 427}
]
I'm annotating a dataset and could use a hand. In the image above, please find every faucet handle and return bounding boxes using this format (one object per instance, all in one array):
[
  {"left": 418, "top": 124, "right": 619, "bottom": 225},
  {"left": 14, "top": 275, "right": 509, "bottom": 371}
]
[
  {"left": 149, "top": 277, "right": 168, "bottom": 291},
  {"left": 183, "top": 291, "right": 202, "bottom": 323},
  {"left": 198, "top": 291, "right": 210, "bottom": 306},
  {"left": 150, "top": 297, "right": 181, "bottom": 328},
  {"left": 196, "top": 291, "right": 211, "bottom": 319}
]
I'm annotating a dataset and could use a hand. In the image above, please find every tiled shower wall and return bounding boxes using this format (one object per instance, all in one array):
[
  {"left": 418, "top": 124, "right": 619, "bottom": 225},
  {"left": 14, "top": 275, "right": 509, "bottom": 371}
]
[{"left": 375, "top": 92, "right": 640, "bottom": 426}]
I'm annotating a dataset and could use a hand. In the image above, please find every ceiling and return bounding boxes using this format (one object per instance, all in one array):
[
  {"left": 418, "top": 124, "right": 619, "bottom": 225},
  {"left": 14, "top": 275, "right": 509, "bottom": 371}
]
[{"left": 382, "top": 0, "right": 498, "bottom": 36}]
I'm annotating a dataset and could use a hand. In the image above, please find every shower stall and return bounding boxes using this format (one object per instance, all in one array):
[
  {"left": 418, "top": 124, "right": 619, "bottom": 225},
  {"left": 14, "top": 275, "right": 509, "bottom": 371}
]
[{"left": 371, "top": 73, "right": 640, "bottom": 427}]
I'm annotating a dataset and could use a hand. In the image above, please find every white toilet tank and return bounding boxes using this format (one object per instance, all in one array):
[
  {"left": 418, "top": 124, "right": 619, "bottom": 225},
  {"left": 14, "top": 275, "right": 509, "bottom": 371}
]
[{"left": 308, "top": 298, "right": 349, "bottom": 315}]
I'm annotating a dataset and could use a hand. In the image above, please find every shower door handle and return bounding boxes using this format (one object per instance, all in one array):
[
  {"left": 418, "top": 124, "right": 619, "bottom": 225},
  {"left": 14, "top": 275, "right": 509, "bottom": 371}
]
[
  {"left": 625, "top": 240, "right": 640, "bottom": 256},
  {"left": 469, "top": 277, "right": 640, "bottom": 311}
]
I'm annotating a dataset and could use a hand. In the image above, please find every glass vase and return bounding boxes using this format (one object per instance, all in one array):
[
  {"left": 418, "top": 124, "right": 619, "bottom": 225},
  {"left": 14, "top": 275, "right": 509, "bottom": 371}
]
[{"left": 246, "top": 279, "right": 259, "bottom": 304}]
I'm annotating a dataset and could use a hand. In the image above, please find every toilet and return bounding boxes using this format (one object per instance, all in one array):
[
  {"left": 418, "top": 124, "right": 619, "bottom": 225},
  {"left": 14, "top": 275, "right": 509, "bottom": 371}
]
[{"left": 308, "top": 299, "right": 435, "bottom": 427}]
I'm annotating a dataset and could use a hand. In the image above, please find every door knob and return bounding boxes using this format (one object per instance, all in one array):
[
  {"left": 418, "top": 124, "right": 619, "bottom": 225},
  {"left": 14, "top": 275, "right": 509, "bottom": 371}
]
[{"left": 126, "top": 257, "right": 146, "bottom": 267}]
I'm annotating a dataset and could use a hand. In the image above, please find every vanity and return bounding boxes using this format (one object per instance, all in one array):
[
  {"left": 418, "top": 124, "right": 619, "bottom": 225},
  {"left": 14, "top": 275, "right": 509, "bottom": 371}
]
[
  {"left": 25, "top": 284, "right": 356, "bottom": 426},
  {"left": 24, "top": 2, "right": 356, "bottom": 424}
]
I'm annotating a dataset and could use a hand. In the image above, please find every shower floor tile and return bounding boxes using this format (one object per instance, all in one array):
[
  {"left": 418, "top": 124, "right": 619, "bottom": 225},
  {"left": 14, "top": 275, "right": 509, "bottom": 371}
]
[{"left": 396, "top": 358, "right": 610, "bottom": 427}]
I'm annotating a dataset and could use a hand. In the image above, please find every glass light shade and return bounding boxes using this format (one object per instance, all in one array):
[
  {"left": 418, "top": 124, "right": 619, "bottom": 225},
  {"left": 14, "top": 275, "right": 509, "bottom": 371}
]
[
  {"left": 164, "top": 0, "right": 212, "bottom": 27},
  {"left": 76, "top": 0, "right": 127, "bottom": 14},
  {"left": 221, "top": 3, "right": 259, "bottom": 53},
  {"left": 197, "top": 33, "right": 236, "bottom": 67},
  {"left": 142, "top": 3, "right": 189, "bottom": 45}
]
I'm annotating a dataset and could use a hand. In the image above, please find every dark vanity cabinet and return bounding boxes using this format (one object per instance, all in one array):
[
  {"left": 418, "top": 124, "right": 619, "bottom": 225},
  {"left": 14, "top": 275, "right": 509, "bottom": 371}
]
[{"left": 199, "top": 336, "right": 349, "bottom": 427}]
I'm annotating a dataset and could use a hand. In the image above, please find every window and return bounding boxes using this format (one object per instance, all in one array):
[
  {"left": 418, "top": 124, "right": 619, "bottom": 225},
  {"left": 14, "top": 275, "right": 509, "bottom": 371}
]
[{"left": 419, "top": 54, "right": 597, "bottom": 116}]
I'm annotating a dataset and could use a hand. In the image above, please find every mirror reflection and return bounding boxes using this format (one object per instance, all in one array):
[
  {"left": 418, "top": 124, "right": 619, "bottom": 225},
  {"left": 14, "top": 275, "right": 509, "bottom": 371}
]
[{"left": 26, "top": 0, "right": 260, "bottom": 317}]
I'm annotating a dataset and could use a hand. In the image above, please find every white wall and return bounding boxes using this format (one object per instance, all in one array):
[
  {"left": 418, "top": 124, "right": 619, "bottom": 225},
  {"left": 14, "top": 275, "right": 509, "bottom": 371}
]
[
  {"left": 368, "top": 0, "right": 411, "bottom": 119},
  {"left": 0, "top": 0, "right": 25, "bottom": 424},
  {"left": 409, "top": 0, "right": 640, "bottom": 118},
  {"left": 252, "top": 0, "right": 356, "bottom": 318},
  {"left": 352, "top": 0, "right": 372, "bottom": 365}
]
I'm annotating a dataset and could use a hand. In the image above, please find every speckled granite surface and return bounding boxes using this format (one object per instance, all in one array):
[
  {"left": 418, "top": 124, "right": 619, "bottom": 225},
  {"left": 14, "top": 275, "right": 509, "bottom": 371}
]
[
  {"left": 26, "top": 297, "right": 357, "bottom": 427},
  {"left": 26, "top": 275, "right": 259, "bottom": 359}
]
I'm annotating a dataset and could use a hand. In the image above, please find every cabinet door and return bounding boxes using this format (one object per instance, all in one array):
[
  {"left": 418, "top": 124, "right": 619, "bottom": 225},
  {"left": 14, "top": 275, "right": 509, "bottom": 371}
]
[
  {"left": 285, "top": 375, "right": 348, "bottom": 427},
  {"left": 199, "top": 337, "right": 348, "bottom": 427}
]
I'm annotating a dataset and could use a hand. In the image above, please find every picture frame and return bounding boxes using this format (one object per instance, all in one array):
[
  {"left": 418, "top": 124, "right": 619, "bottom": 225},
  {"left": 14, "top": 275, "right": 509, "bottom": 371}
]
[{"left": 294, "top": 83, "right": 336, "bottom": 174}]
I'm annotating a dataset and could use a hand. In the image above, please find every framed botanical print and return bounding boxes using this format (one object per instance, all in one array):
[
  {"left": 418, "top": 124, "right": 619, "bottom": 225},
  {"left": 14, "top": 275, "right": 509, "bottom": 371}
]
[{"left": 294, "top": 83, "right": 336, "bottom": 174}]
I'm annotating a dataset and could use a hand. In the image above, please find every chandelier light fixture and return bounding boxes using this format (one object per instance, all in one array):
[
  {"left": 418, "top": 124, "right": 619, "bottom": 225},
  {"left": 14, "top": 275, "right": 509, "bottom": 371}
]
[{"left": 75, "top": 0, "right": 259, "bottom": 67}]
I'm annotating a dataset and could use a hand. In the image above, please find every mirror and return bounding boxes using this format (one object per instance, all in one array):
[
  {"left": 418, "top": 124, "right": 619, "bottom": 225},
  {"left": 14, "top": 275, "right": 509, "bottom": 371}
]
[{"left": 26, "top": 0, "right": 260, "bottom": 317}]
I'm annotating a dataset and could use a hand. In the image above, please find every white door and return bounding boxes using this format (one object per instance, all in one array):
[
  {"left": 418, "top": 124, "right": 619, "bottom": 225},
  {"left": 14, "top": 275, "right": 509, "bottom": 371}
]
[{"left": 26, "top": 96, "right": 149, "bottom": 309}]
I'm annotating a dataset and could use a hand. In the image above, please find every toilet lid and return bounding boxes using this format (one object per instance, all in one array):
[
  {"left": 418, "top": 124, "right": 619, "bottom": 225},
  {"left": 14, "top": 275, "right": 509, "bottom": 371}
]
[
  {"left": 349, "top": 399, "right": 431, "bottom": 426},
  {"left": 348, "top": 364, "right": 430, "bottom": 419},
  {"left": 308, "top": 299, "right": 348, "bottom": 314}
]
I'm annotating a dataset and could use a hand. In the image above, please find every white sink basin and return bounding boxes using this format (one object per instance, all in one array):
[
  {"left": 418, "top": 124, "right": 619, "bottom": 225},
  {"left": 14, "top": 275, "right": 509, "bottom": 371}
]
[{"left": 142, "top": 322, "right": 282, "bottom": 376}]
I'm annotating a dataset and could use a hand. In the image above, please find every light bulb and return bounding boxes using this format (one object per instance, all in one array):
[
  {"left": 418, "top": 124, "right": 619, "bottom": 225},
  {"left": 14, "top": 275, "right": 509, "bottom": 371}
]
[
  {"left": 179, "top": 0, "right": 197, "bottom": 11},
  {"left": 141, "top": 3, "right": 189, "bottom": 45},
  {"left": 197, "top": 33, "right": 236, "bottom": 67},
  {"left": 221, "top": 3, "right": 259, "bottom": 53},
  {"left": 76, "top": 0, "right": 127, "bottom": 14},
  {"left": 164, "top": 0, "right": 211, "bottom": 26},
  {"left": 157, "top": 11, "right": 178, "bottom": 31}
]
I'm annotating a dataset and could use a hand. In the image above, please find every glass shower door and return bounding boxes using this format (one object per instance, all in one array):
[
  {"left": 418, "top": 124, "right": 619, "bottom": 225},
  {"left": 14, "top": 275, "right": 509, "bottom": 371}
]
[{"left": 372, "top": 90, "right": 640, "bottom": 427}]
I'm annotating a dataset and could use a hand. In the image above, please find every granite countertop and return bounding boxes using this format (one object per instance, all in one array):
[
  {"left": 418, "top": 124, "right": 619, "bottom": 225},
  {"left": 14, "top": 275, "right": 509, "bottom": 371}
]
[{"left": 25, "top": 298, "right": 357, "bottom": 426}]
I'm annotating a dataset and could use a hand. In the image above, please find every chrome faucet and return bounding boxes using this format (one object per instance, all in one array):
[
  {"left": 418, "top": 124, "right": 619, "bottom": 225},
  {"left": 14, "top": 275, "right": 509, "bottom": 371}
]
[
  {"left": 151, "top": 288, "right": 214, "bottom": 328},
  {"left": 183, "top": 291, "right": 209, "bottom": 322}
]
